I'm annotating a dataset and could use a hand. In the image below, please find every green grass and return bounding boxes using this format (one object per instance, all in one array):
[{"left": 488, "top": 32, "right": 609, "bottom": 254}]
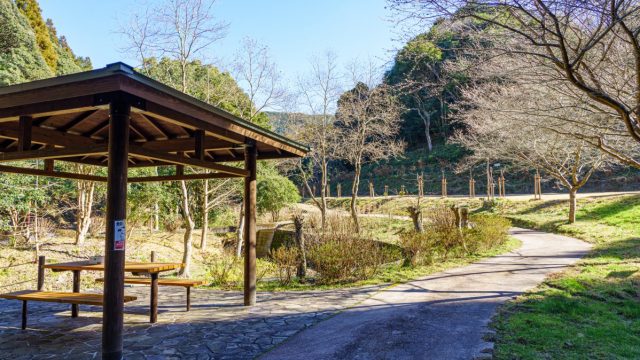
[{"left": 486, "top": 194, "right": 640, "bottom": 359}]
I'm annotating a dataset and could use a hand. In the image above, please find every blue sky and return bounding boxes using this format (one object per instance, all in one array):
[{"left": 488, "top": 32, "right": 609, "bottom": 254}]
[{"left": 39, "top": 0, "right": 403, "bottom": 80}]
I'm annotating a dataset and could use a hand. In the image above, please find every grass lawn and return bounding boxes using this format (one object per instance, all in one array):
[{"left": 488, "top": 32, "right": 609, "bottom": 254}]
[{"left": 486, "top": 194, "right": 640, "bottom": 359}]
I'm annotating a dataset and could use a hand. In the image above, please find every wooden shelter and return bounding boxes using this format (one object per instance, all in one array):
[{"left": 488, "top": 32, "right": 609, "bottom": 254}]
[{"left": 0, "top": 62, "right": 308, "bottom": 359}]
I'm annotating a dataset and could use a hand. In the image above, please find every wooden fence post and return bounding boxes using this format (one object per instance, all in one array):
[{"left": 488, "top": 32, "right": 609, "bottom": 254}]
[
  {"left": 384, "top": 185, "right": 389, "bottom": 197},
  {"left": 369, "top": 181, "right": 375, "bottom": 197},
  {"left": 441, "top": 173, "right": 447, "bottom": 198},
  {"left": 337, "top": 183, "right": 341, "bottom": 198}
]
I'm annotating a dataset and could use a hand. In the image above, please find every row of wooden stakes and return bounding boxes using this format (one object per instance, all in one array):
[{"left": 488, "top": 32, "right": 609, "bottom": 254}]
[{"left": 300, "top": 171, "right": 544, "bottom": 199}]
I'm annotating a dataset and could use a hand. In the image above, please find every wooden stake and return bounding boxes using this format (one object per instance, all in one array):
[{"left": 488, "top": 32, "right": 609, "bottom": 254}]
[{"left": 337, "top": 183, "right": 341, "bottom": 198}]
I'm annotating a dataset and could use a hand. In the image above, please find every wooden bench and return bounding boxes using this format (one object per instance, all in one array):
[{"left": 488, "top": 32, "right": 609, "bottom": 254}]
[
  {"left": 97, "top": 277, "right": 204, "bottom": 311},
  {"left": 0, "top": 290, "right": 137, "bottom": 330}
]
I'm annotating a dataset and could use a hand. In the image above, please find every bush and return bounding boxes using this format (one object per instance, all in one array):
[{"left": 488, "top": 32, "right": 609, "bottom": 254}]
[
  {"left": 271, "top": 247, "right": 299, "bottom": 285},
  {"left": 306, "top": 216, "right": 389, "bottom": 284},
  {"left": 257, "top": 175, "right": 301, "bottom": 221},
  {"left": 163, "top": 214, "right": 183, "bottom": 233},
  {"left": 399, "top": 231, "right": 436, "bottom": 266},
  {"left": 203, "top": 253, "right": 242, "bottom": 288},
  {"left": 399, "top": 206, "right": 511, "bottom": 267},
  {"left": 465, "top": 215, "right": 511, "bottom": 252}
]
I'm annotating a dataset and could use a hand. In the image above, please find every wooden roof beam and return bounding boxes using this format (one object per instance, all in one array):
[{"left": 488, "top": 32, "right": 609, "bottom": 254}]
[
  {"left": 128, "top": 172, "right": 242, "bottom": 182},
  {"left": 0, "top": 164, "right": 107, "bottom": 182},
  {"left": 0, "top": 144, "right": 108, "bottom": 162},
  {"left": 0, "top": 122, "right": 97, "bottom": 148},
  {"left": 129, "top": 145, "right": 248, "bottom": 177}
]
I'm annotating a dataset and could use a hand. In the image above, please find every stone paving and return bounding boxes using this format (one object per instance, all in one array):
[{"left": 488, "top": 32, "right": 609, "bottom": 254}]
[{"left": 0, "top": 284, "right": 384, "bottom": 359}]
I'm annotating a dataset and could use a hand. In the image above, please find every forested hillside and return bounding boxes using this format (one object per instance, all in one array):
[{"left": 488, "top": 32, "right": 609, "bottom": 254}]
[
  {"left": 0, "top": 0, "right": 90, "bottom": 85},
  {"left": 271, "top": 16, "right": 640, "bottom": 197}
]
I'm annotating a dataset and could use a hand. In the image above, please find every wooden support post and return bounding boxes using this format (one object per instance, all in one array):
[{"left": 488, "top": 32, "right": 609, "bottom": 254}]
[
  {"left": 369, "top": 181, "right": 375, "bottom": 197},
  {"left": 150, "top": 251, "right": 156, "bottom": 262},
  {"left": 326, "top": 182, "right": 331, "bottom": 197},
  {"left": 44, "top": 159, "right": 54, "bottom": 172},
  {"left": 21, "top": 300, "right": 27, "bottom": 330},
  {"left": 186, "top": 287, "right": 191, "bottom": 311},
  {"left": 18, "top": 116, "right": 32, "bottom": 151},
  {"left": 102, "top": 97, "right": 130, "bottom": 360},
  {"left": 37, "top": 255, "right": 45, "bottom": 290},
  {"left": 384, "top": 185, "right": 388, "bottom": 197},
  {"left": 71, "top": 270, "right": 80, "bottom": 317},
  {"left": 244, "top": 142, "right": 257, "bottom": 306},
  {"left": 150, "top": 272, "right": 158, "bottom": 323},
  {"left": 337, "top": 183, "right": 341, "bottom": 198},
  {"left": 194, "top": 130, "right": 205, "bottom": 160}
]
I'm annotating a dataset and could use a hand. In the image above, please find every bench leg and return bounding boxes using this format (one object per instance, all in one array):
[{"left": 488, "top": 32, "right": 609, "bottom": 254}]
[
  {"left": 186, "top": 287, "right": 191, "bottom": 312},
  {"left": 150, "top": 272, "right": 158, "bottom": 323},
  {"left": 72, "top": 270, "right": 80, "bottom": 318},
  {"left": 21, "top": 301, "right": 27, "bottom": 330}
]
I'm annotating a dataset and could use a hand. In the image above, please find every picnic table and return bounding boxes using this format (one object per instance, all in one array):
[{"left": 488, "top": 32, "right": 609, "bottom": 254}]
[{"left": 43, "top": 261, "right": 183, "bottom": 323}]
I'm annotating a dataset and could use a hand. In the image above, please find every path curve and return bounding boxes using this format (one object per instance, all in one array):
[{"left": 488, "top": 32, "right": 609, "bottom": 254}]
[{"left": 261, "top": 228, "right": 592, "bottom": 360}]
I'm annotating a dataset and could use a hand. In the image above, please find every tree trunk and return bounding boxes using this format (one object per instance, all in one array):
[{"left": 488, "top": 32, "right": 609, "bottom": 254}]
[
  {"left": 236, "top": 203, "right": 245, "bottom": 258},
  {"left": 568, "top": 188, "right": 578, "bottom": 224},
  {"left": 200, "top": 179, "right": 209, "bottom": 250},
  {"left": 407, "top": 206, "right": 423, "bottom": 233},
  {"left": 75, "top": 179, "right": 95, "bottom": 245},
  {"left": 178, "top": 180, "right": 194, "bottom": 277},
  {"left": 293, "top": 214, "right": 307, "bottom": 279},
  {"left": 350, "top": 163, "right": 362, "bottom": 233}
]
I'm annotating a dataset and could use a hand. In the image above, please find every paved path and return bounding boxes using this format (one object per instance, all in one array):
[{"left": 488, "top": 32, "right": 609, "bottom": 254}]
[{"left": 261, "top": 228, "right": 592, "bottom": 360}]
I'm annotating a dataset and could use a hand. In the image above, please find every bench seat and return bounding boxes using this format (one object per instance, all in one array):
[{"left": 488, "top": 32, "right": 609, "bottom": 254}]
[
  {"left": 0, "top": 290, "right": 137, "bottom": 305},
  {"left": 97, "top": 277, "right": 205, "bottom": 287},
  {"left": 96, "top": 277, "right": 204, "bottom": 311},
  {"left": 0, "top": 290, "right": 137, "bottom": 329}
]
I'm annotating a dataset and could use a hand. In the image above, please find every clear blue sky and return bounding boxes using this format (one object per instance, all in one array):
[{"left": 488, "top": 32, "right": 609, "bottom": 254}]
[{"left": 39, "top": 0, "right": 401, "bottom": 79}]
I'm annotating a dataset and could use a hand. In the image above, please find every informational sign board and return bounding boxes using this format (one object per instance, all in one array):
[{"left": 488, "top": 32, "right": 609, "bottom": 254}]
[{"left": 114, "top": 220, "right": 125, "bottom": 251}]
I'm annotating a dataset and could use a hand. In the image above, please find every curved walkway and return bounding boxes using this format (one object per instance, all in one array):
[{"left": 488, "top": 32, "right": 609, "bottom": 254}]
[{"left": 261, "top": 228, "right": 592, "bottom": 360}]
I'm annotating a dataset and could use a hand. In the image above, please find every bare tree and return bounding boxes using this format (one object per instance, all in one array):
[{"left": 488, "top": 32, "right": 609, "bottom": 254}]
[
  {"left": 337, "top": 61, "right": 404, "bottom": 231},
  {"left": 288, "top": 52, "right": 343, "bottom": 229},
  {"left": 456, "top": 81, "right": 611, "bottom": 223},
  {"left": 389, "top": 0, "right": 640, "bottom": 168},
  {"left": 231, "top": 37, "right": 286, "bottom": 121},
  {"left": 74, "top": 165, "right": 96, "bottom": 245},
  {"left": 122, "top": 0, "right": 227, "bottom": 277},
  {"left": 229, "top": 37, "right": 285, "bottom": 255}
]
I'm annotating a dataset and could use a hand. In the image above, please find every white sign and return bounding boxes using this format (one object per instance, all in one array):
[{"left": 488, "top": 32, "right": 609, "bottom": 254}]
[{"left": 114, "top": 220, "right": 125, "bottom": 251}]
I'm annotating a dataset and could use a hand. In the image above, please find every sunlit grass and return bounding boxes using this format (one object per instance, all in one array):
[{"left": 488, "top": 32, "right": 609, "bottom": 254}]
[{"left": 487, "top": 194, "right": 640, "bottom": 359}]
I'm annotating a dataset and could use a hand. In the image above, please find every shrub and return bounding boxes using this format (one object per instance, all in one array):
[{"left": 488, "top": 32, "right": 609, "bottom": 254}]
[
  {"left": 257, "top": 175, "right": 301, "bottom": 221},
  {"left": 203, "top": 253, "right": 242, "bottom": 288},
  {"left": 399, "top": 231, "right": 436, "bottom": 266},
  {"left": 426, "top": 205, "right": 465, "bottom": 258},
  {"left": 163, "top": 214, "right": 183, "bottom": 233},
  {"left": 306, "top": 215, "right": 388, "bottom": 283},
  {"left": 271, "top": 247, "right": 299, "bottom": 285},
  {"left": 465, "top": 215, "right": 511, "bottom": 252},
  {"left": 399, "top": 207, "right": 512, "bottom": 267}
]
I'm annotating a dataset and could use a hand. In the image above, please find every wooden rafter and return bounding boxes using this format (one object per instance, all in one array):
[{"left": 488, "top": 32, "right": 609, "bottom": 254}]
[
  {"left": 129, "top": 145, "right": 248, "bottom": 176},
  {"left": 0, "top": 144, "right": 108, "bottom": 162},
  {"left": 58, "top": 109, "right": 100, "bottom": 132}
]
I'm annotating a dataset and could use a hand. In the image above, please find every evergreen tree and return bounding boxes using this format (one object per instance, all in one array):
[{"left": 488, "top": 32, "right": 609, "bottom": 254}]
[
  {"left": 0, "top": 0, "right": 51, "bottom": 85},
  {"left": 15, "top": 0, "right": 57, "bottom": 72}
]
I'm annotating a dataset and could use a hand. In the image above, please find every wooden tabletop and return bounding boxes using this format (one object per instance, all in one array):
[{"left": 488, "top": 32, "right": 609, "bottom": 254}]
[{"left": 43, "top": 261, "right": 184, "bottom": 273}]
